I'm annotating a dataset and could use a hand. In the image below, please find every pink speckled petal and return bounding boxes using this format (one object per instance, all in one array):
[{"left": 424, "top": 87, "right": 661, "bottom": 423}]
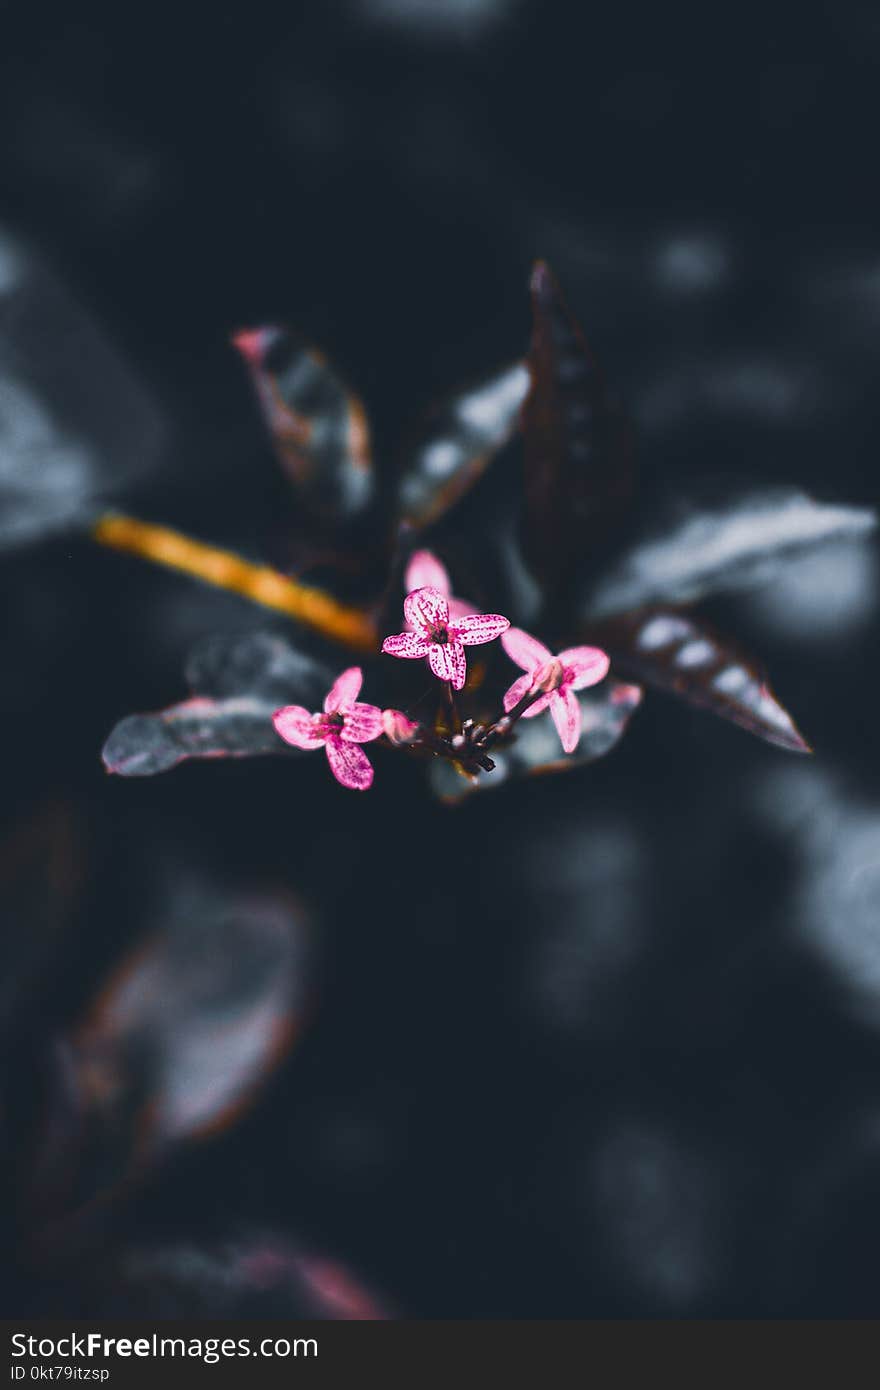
[
  {"left": 403, "top": 585, "right": 449, "bottom": 635},
  {"left": 503, "top": 671, "right": 534, "bottom": 712},
  {"left": 550, "top": 685, "right": 582, "bottom": 753},
  {"left": 428, "top": 640, "right": 467, "bottom": 690},
  {"left": 342, "top": 702, "right": 384, "bottom": 743},
  {"left": 559, "top": 646, "right": 611, "bottom": 691},
  {"left": 382, "top": 631, "right": 432, "bottom": 659},
  {"left": 454, "top": 612, "right": 510, "bottom": 647},
  {"left": 324, "top": 665, "right": 363, "bottom": 713},
  {"left": 273, "top": 705, "right": 326, "bottom": 749},
  {"left": 325, "top": 737, "right": 374, "bottom": 790},
  {"left": 405, "top": 549, "right": 451, "bottom": 596},
  {"left": 448, "top": 595, "right": 480, "bottom": 621},
  {"left": 500, "top": 626, "right": 552, "bottom": 670}
]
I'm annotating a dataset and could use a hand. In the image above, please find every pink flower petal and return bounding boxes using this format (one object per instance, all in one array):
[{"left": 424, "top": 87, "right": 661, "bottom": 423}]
[
  {"left": 403, "top": 585, "right": 449, "bottom": 635},
  {"left": 501, "top": 626, "right": 554, "bottom": 671},
  {"left": 521, "top": 690, "right": 553, "bottom": 718},
  {"left": 550, "top": 685, "right": 582, "bottom": 753},
  {"left": 273, "top": 705, "right": 326, "bottom": 750},
  {"left": 325, "top": 737, "right": 374, "bottom": 790},
  {"left": 503, "top": 671, "right": 534, "bottom": 712},
  {"left": 558, "top": 646, "right": 611, "bottom": 691},
  {"left": 324, "top": 665, "right": 363, "bottom": 714},
  {"left": 382, "top": 709, "right": 421, "bottom": 745},
  {"left": 454, "top": 613, "right": 510, "bottom": 647},
  {"left": 504, "top": 657, "right": 564, "bottom": 714},
  {"left": 341, "top": 702, "right": 384, "bottom": 743},
  {"left": 448, "top": 595, "right": 480, "bottom": 621},
  {"left": 428, "top": 640, "right": 467, "bottom": 690},
  {"left": 404, "top": 549, "right": 451, "bottom": 596},
  {"left": 382, "top": 631, "right": 433, "bottom": 659}
]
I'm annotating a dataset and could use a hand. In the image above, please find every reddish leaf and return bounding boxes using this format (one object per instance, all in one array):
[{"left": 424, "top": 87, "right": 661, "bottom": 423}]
[
  {"left": 25, "top": 886, "right": 309, "bottom": 1258},
  {"left": 522, "top": 261, "right": 633, "bottom": 587},
  {"left": 71, "top": 886, "right": 307, "bottom": 1155},
  {"left": 591, "top": 608, "right": 811, "bottom": 753},
  {"left": 429, "top": 679, "right": 643, "bottom": 802},
  {"left": 99, "top": 1236, "right": 387, "bottom": 1318},
  {"left": 397, "top": 362, "right": 529, "bottom": 527},
  {"left": 234, "top": 325, "right": 373, "bottom": 522}
]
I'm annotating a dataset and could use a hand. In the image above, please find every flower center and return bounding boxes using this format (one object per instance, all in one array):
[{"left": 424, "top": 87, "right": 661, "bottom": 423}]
[
  {"left": 535, "top": 657, "right": 565, "bottom": 694},
  {"left": 430, "top": 623, "right": 450, "bottom": 645}
]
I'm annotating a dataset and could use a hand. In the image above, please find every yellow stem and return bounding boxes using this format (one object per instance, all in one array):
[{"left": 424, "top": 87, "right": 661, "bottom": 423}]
[{"left": 91, "top": 513, "right": 379, "bottom": 653}]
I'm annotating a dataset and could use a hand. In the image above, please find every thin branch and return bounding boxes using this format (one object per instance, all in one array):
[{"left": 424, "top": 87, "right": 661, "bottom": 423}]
[{"left": 92, "top": 513, "right": 378, "bottom": 652}]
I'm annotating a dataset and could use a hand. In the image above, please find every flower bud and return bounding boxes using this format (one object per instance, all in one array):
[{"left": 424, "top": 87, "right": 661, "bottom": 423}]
[{"left": 382, "top": 709, "right": 421, "bottom": 745}]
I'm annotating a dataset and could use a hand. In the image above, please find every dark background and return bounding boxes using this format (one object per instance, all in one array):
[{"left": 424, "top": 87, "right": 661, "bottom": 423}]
[{"left": 2, "top": 0, "right": 880, "bottom": 1317}]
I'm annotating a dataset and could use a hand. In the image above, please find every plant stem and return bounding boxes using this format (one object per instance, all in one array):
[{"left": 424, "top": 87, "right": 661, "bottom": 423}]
[
  {"left": 483, "top": 681, "right": 554, "bottom": 747},
  {"left": 443, "top": 681, "right": 461, "bottom": 734}
]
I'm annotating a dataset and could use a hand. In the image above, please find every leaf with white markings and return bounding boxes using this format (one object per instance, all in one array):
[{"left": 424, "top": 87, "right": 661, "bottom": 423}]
[
  {"left": 397, "top": 362, "right": 529, "bottom": 528},
  {"left": 591, "top": 609, "right": 810, "bottom": 753},
  {"left": 583, "top": 487, "right": 876, "bottom": 619}
]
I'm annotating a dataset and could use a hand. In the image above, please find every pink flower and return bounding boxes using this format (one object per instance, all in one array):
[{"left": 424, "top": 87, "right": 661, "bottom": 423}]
[
  {"left": 502, "top": 628, "right": 610, "bottom": 754},
  {"left": 273, "top": 666, "right": 383, "bottom": 790},
  {"left": 382, "top": 586, "right": 509, "bottom": 691},
  {"left": 404, "top": 550, "right": 478, "bottom": 623}
]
